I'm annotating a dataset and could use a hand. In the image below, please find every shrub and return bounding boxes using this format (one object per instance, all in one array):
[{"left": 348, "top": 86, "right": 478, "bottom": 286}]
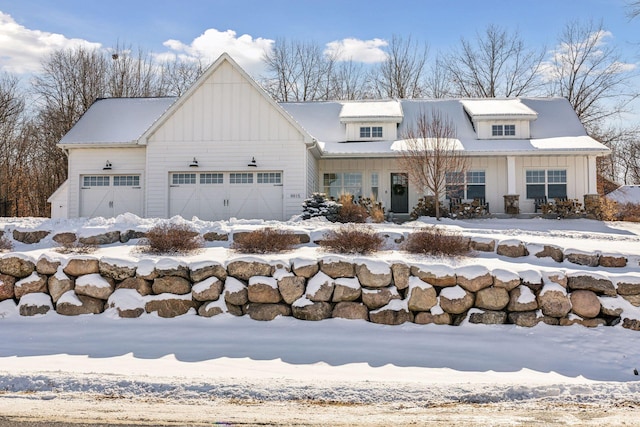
[
  {"left": 358, "top": 196, "right": 385, "bottom": 223},
  {"left": 597, "top": 198, "right": 619, "bottom": 221},
  {"left": 403, "top": 226, "right": 470, "bottom": 256},
  {"left": 410, "top": 196, "right": 449, "bottom": 219},
  {"left": 301, "top": 193, "right": 340, "bottom": 222},
  {"left": 231, "top": 227, "right": 299, "bottom": 253},
  {"left": 336, "top": 194, "right": 369, "bottom": 223},
  {"left": 319, "top": 224, "right": 384, "bottom": 254},
  {"left": 55, "top": 241, "right": 97, "bottom": 255},
  {"left": 0, "top": 233, "right": 12, "bottom": 251},
  {"left": 618, "top": 202, "right": 640, "bottom": 222},
  {"left": 141, "top": 223, "right": 203, "bottom": 254}
]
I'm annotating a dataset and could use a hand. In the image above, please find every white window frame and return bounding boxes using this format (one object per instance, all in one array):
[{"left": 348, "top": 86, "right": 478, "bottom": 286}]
[{"left": 526, "top": 169, "right": 567, "bottom": 199}]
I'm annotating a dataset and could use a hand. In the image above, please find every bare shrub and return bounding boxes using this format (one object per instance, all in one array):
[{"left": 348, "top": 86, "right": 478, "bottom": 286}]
[
  {"left": 618, "top": 203, "right": 640, "bottom": 222},
  {"left": 0, "top": 233, "right": 12, "bottom": 251},
  {"left": 403, "top": 226, "right": 470, "bottom": 256},
  {"left": 358, "top": 196, "right": 385, "bottom": 223},
  {"left": 140, "top": 223, "right": 203, "bottom": 254},
  {"left": 55, "top": 241, "right": 97, "bottom": 255},
  {"left": 231, "top": 227, "right": 299, "bottom": 254},
  {"left": 336, "top": 194, "right": 369, "bottom": 223},
  {"left": 598, "top": 198, "right": 619, "bottom": 221},
  {"left": 320, "top": 225, "right": 384, "bottom": 254}
]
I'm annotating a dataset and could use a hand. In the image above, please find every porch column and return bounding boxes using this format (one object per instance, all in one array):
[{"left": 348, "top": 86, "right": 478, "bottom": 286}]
[
  {"left": 587, "top": 156, "right": 597, "bottom": 194},
  {"left": 507, "top": 156, "right": 516, "bottom": 194}
]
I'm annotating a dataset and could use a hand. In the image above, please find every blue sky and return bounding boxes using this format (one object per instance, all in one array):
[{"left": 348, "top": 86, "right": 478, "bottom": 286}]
[{"left": 0, "top": 0, "right": 637, "bottom": 78}]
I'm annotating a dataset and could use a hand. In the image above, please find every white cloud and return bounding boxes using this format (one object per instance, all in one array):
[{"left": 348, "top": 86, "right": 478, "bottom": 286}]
[
  {"left": 0, "top": 11, "right": 101, "bottom": 74},
  {"left": 157, "top": 28, "right": 274, "bottom": 76},
  {"left": 324, "top": 38, "right": 388, "bottom": 63}
]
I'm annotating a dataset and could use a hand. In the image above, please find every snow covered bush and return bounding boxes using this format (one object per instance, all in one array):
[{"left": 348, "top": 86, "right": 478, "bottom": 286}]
[
  {"left": 301, "top": 193, "right": 340, "bottom": 222},
  {"left": 403, "top": 226, "right": 470, "bottom": 256},
  {"left": 319, "top": 225, "right": 384, "bottom": 254},
  {"left": 231, "top": 227, "right": 299, "bottom": 254},
  {"left": 140, "top": 223, "right": 203, "bottom": 254}
]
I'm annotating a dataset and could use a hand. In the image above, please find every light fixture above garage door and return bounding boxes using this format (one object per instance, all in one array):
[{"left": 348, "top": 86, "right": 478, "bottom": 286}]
[{"left": 248, "top": 157, "right": 257, "bottom": 167}]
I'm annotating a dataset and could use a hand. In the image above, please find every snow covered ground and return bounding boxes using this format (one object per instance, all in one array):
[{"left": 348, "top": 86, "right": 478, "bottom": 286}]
[{"left": 1, "top": 215, "right": 640, "bottom": 425}]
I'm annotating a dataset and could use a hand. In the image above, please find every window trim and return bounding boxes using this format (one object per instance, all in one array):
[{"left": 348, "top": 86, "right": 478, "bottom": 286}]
[
  {"left": 323, "top": 172, "right": 363, "bottom": 200},
  {"left": 445, "top": 170, "right": 486, "bottom": 200},
  {"left": 525, "top": 169, "right": 567, "bottom": 199}
]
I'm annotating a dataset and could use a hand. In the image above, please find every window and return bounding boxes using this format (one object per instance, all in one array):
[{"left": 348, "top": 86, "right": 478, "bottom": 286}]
[
  {"left": 371, "top": 173, "right": 379, "bottom": 200},
  {"left": 113, "top": 175, "right": 140, "bottom": 186},
  {"left": 526, "top": 170, "right": 567, "bottom": 199},
  {"left": 323, "top": 172, "right": 362, "bottom": 199},
  {"left": 257, "top": 172, "right": 282, "bottom": 184},
  {"left": 492, "top": 124, "right": 516, "bottom": 137},
  {"left": 200, "top": 173, "right": 223, "bottom": 184},
  {"left": 172, "top": 173, "right": 196, "bottom": 185},
  {"left": 230, "top": 173, "right": 253, "bottom": 184},
  {"left": 504, "top": 125, "right": 516, "bottom": 136},
  {"left": 445, "top": 171, "right": 486, "bottom": 200},
  {"left": 492, "top": 125, "right": 503, "bottom": 136},
  {"left": 359, "top": 127, "right": 371, "bottom": 138},
  {"left": 359, "top": 126, "right": 383, "bottom": 139},
  {"left": 372, "top": 127, "right": 383, "bottom": 138},
  {"left": 83, "top": 176, "right": 110, "bottom": 187}
]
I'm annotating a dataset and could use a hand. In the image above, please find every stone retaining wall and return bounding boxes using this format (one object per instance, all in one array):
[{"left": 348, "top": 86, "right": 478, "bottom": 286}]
[{"left": 1, "top": 253, "right": 639, "bottom": 330}]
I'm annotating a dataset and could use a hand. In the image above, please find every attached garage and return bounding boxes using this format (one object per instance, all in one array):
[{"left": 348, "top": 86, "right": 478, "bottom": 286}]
[
  {"left": 80, "top": 174, "right": 143, "bottom": 218},
  {"left": 168, "top": 171, "right": 283, "bottom": 221}
]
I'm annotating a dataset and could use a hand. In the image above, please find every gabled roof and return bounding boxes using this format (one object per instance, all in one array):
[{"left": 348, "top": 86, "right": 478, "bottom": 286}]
[
  {"left": 58, "top": 97, "right": 176, "bottom": 147},
  {"left": 606, "top": 185, "right": 640, "bottom": 204},
  {"left": 461, "top": 98, "right": 538, "bottom": 120},
  {"left": 339, "top": 100, "right": 403, "bottom": 123}
]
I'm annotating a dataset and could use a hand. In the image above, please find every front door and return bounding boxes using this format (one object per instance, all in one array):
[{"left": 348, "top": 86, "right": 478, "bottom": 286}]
[{"left": 390, "top": 173, "right": 408, "bottom": 213}]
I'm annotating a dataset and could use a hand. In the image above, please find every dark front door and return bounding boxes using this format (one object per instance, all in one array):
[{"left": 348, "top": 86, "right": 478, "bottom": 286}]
[{"left": 390, "top": 173, "right": 408, "bottom": 213}]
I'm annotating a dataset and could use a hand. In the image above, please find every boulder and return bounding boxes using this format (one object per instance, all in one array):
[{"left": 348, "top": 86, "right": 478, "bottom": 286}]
[
  {"left": 622, "top": 318, "right": 640, "bottom": 331},
  {"left": 145, "top": 295, "right": 197, "bottom": 318},
  {"left": 154, "top": 261, "right": 190, "bottom": 279},
  {"left": 227, "top": 259, "right": 273, "bottom": 281},
  {"left": 52, "top": 232, "right": 77, "bottom": 246},
  {"left": 496, "top": 240, "right": 528, "bottom": 258},
  {"left": 246, "top": 303, "right": 291, "bottom": 321},
  {"left": 520, "top": 270, "right": 544, "bottom": 294},
  {"left": 224, "top": 277, "right": 248, "bottom": 306},
  {"left": 14, "top": 272, "right": 47, "bottom": 299},
  {"left": 277, "top": 275, "right": 306, "bottom": 304},
  {"left": 331, "top": 277, "right": 361, "bottom": 302},
  {"left": 152, "top": 276, "right": 191, "bottom": 295},
  {"left": 116, "top": 277, "right": 153, "bottom": 296},
  {"left": 361, "top": 287, "right": 400, "bottom": 310},
  {"left": 135, "top": 260, "right": 158, "bottom": 280},
  {"left": 407, "top": 278, "right": 437, "bottom": 312},
  {"left": 439, "top": 286, "right": 474, "bottom": 315},
  {"left": 492, "top": 269, "right": 521, "bottom": 291},
  {"left": 391, "top": 263, "right": 410, "bottom": 290},
  {"left": 292, "top": 259, "right": 319, "bottom": 278},
  {"left": 544, "top": 273, "right": 568, "bottom": 289},
  {"left": 598, "top": 255, "right": 627, "bottom": 268},
  {"left": 12, "top": 230, "right": 50, "bottom": 244},
  {"left": 410, "top": 265, "right": 456, "bottom": 287},
  {"left": 294, "top": 233, "right": 310, "bottom": 244},
  {"left": 248, "top": 277, "right": 281, "bottom": 303},
  {"left": 18, "top": 293, "right": 53, "bottom": 316},
  {"left": 616, "top": 281, "right": 640, "bottom": 296},
  {"left": 292, "top": 299, "right": 332, "bottom": 321},
  {"left": 56, "top": 291, "right": 104, "bottom": 315},
  {"left": 198, "top": 300, "right": 226, "bottom": 318},
  {"left": 567, "top": 274, "right": 616, "bottom": 296},
  {"left": 621, "top": 294, "right": 640, "bottom": 307},
  {"left": 99, "top": 260, "right": 136, "bottom": 281},
  {"left": 570, "top": 290, "right": 601, "bottom": 319},
  {"left": 189, "top": 262, "right": 227, "bottom": 282},
  {"left": 306, "top": 271, "right": 334, "bottom": 302},
  {"left": 332, "top": 302, "right": 369, "bottom": 320},
  {"left": 538, "top": 285, "right": 571, "bottom": 318},
  {"left": 191, "top": 277, "right": 223, "bottom": 302},
  {"left": 47, "top": 269, "right": 75, "bottom": 303},
  {"left": 119, "top": 230, "right": 146, "bottom": 243},
  {"left": 0, "top": 255, "right": 36, "bottom": 278},
  {"left": 534, "top": 245, "right": 564, "bottom": 263},
  {"left": 78, "top": 231, "right": 121, "bottom": 246},
  {"left": 320, "top": 258, "right": 355, "bottom": 279},
  {"left": 0, "top": 274, "right": 15, "bottom": 300},
  {"left": 470, "top": 238, "right": 495, "bottom": 252},
  {"left": 36, "top": 257, "right": 61, "bottom": 275},
  {"left": 508, "top": 311, "right": 539, "bottom": 327},
  {"left": 475, "top": 287, "right": 509, "bottom": 311},
  {"left": 356, "top": 261, "right": 392, "bottom": 288},
  {"left": 507, "top": 285, "right": 538, "bottom": 312},
  {"left": 369, "top": 301, "right": 411, "bottom": 325},
  {"left": 413, "top": 311, "right": 451, "bottom": 325},
  {"left": 202, "top": 232, "right": 229, "bottom": 241},
  {"left": 107, "top": 289, "right": 146, "bottom": 318},
  {"left": 573, "top": 317, "right": 607, "bottom": 328},
  {"left": 469, "top": 310, "right": 507, "bottom": 324},
  {"left": 564, "top": 251, "right": 599, "bottom": 267},
  {"left": 63, "top": 258, "right": 100, "bottom": 277},
  {"left": 75, "top": 274, "right": 115, "bottom": 300},
  {"left": 456, "top": 266, "right": 493, "bottom": 292},
  {"left": 600, "top": 302, "right": 623, "bottom": 318}
]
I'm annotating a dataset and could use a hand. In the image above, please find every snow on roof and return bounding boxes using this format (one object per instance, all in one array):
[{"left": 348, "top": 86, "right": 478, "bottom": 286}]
[
  {"left": 606, "top": 185, "right": 640, "bottom": 204},
  {"left": 59, "top": 97, "right": 176, "bottom": 146},
  {"left": 339, "top": 100, "right": 403, "bottom": 122},
  {"left": 460, "top": 98, "right": 538, "bottom": 119}
]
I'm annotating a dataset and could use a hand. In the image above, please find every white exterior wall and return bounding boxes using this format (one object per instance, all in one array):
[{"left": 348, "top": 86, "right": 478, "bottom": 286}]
[
  {"left": 66, "top": 147, "right": 146, "bottom": 217},
  {"left": 475, "top": 120, "right": 531, "bottom": 139},
  {"left": 345, "top": 122, "right": 398, "bottom": 141},
  {"left": 145, "top": 60, "right": 308, "bottom": 220}
]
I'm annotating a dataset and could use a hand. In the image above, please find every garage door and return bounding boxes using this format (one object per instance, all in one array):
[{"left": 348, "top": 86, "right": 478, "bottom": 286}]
[
  {"left": 80, "top": 175, "right": 143, "bottom": 218},
  {"left": 169, "top": 171, "right": 283, "bottom": 221}
]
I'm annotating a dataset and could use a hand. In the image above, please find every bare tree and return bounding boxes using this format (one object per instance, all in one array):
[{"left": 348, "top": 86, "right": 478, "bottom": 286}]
[
  {"left": 368, "top": 35, "right": 428, "bottom": 99},
  {"left": 398, "top": 110, "right": 468, "bottom": 219},
  {"left": 443, "top": 25, "right": 544, "bottom": 98},
  {"left": 107, "top": 43, "right": 162, "bottom": 97},
  {"left": 329, "top": 59, "right": 369, "bottom": 100},
  {"left": 424, "top": 56, "right": 453, "bottom": 98},
  {"left": 627, "top": 0, "right": 640, "bottom": 19},
  {"left": 158, "top": 57, "right": 206, "bottom": 96},
  {"left": 0, "top": 72, "right": 25, "bottom": 216}
]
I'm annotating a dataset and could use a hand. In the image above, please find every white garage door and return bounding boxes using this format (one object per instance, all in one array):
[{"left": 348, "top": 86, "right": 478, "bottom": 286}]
[
  {"left": 80, "top": 175, "right": 143, "bottom": 218},
  {"left": 169, "top": 171, "right": 283, "bottom": 221}
]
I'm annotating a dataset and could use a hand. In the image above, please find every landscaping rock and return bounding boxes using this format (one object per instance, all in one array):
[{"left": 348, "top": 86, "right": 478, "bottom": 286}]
[
  {"left": 79, "top": 231, "right": 121, "bottom": 246},
  {"left": 361, "top": 286, "right": 400, "bottom": 310},
  {"left": 564, "top": 251, "right": 599, "bottom": 267},
  {"left": 152, "top": 276, "right": 191, "bottom": 295},
  {"left": 507, "top": 285, "right": 538, "bottom": 312},
  {"left": 521, "top": 270, "right": 544, "bottom": 294},
  {"left": 410, "top": 265, "right": 456, "bottom": 287},
  {"left": 369, "top": 301, "right": 411, "bottom": 325},
  {"left": 534, "top": 245, "right": 564, "bottom": 263},
  {"left": 191, "top": 277, "right": 223, "bottom": 302},
  {"left": 616, "top": 281, "right": 640, "bottom": 296},
  {"left": 332, "top": 302, "right": 369, "bottom": 320},
  {"left": 622, "top": 318, "right": 640, "bottom": 331},
  {"left": 475, "top": 287, "right": 509, "bottom": 311},
  {"left": 246, "top": 303, "right": 291, "bottom": 321},
  {"left": 470, "top": 238, "right": 495, "bottom": 252},
  {"left": 75, "top": 274, "right": 115, "bottom": 300},
  {"left": 567, "top": 274, "right": 616, "bottom": 296},
  {"left": 0, "top": 255, "right": 36, "bottom": 278},
  {"left": 56, "top": 291, "right": 104, "bottom": 315},
  {"left": 439, "top": 286, "right": 474, "bottom": 314},
  {"left": 277, "top": 275, "right": 306, "bottom": 304},
  {"left": 119, "top": 230, "right": 146, "bottom": 243},
  {"left": 391, "top": 263, "right": 410, "bottom": 290},
  {"left": 145, "top": 295, "right": 197, "bottom": 318},
  {"left": 492, "top": 269, "right": 521, "bottom": 291},
  {"left": 306, "top": 271, "right": 334, "bottom": 302},
  {"left": 13, "top": 230, "right": 50, "bottom": 244},
  {"left": 18, "top": 293, "right": 53, "bottom": 316},
  {"left": 622, "top": 294, "right": 640, "bottom": 307},
  {"left": 99, "top": 260, "right": 136, "bottom": 281},
  {"left": 154, "top": 261, "right": 190, "bottom": 279},
  {"left": 47, "top": 268, "right": 74, "bottom": 303},
  {"left": 0, "top": 274, "right": 15, "bottom": 300},
  {"left": 413, "top": 311, "right": 451, "bottom": 325},
  {"left": 570, "top": 290, "right": 601, "bottom": 318},
  {"left": 63, "top": 258, "right": 99, "bottom": 277},
  {"left": 36, "top": 257, "right": 61, "bottom": 275},
  {"left": 356, "top": 261, "right": 392, "bottom": 288},
  {"left": 599, "top": 254, "right": 627, "bottom": 268},
  {"left": 202, "top": 232, "right": 229, "bottom": 241},
  {"left": 320, "top": 258, "right": 355, "bottom": 279},
  {"left": 198, "top": 300, "right": 226, "bottom": 318},
  {"left": 508, "top": 311, "right": 539, "bottom": 327},
  {"left": 407, "top": 278, "right": 437, "bottom": 312},
  {"left": 331, "top": 278, "right": 361, "bottom": 302},
  {"left": 292, "top": 259, "right": 319, "bottom": 278},
  {"left": 292, "top": 299, "right": 332, "bottom": 321},
  {"left": 224, "top": 277, "right": 248, "bottom": 306},
  {"left": 456, "top": 266, "right": 492, "bottom": 292},
  {"left": 107, "top": 289, "right": 146, "bottom": 318},
  {"left": 248, "top": 277, "right": 281, "bottom": 303},
  {"left": 117, "top": 277, "right": 153, "bottom": 296},
  {"left": 189, "top": 262, "right": 227, "bottom": 282},
  {"left": 538, "top": 285, "right": 571, "bottom": 318},
  {"left": 226, "top": 303, "right": 246, "bottom": 317},
  {"left": 14, "top": 272, "right": 47, "bottom": 299},
  {"left": 469, "top": 310, "right": 507, "bottom": 324},
  {"left": 496, "top": 240, "right": 528, "bottom": 258},
  {"left": 52, "top": 232, "right": 77, "bottom": 246},
  {"left": 227, "top": 259, "right": 273, "bottom": 281}
]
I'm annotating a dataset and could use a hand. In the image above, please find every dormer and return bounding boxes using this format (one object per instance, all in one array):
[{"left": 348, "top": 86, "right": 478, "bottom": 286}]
[
  {"left": 460, "top": 99, "right": 537, "bottom": 140},
  {"left": 339, "top": 100, "right": 403, "bottom": 141}
]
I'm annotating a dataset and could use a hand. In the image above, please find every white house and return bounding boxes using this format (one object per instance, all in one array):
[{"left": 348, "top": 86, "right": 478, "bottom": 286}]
[{"left": 49, "top": 53, "right": 610, "bottom": 220}]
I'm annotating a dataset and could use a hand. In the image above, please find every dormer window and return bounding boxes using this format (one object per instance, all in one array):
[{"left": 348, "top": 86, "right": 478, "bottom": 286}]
[
  {"left": 492, "top": 124, "right": 516, "bottom": 137},
  {"left": 360, "top": 126, "right": 383, "bottom": 139}
]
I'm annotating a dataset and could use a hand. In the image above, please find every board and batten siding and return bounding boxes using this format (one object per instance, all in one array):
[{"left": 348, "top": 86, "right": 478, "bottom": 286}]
[
  {"left": 144, "top": 60, "right": 309, "bottom": 220},
  {"left": 66, "top": 147, "right": 146, "bottom": 217}
]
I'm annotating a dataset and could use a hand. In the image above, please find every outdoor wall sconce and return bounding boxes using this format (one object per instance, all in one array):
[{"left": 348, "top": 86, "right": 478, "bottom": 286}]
[
  {"left": 189, "top": 157, "right": 199, "bottom": 167},
  {"left": 248, "top": 157, "right": 257, "bottom": 167},
  {"left": 103, "top": 161, "right": 112, "bottom": 170}
]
